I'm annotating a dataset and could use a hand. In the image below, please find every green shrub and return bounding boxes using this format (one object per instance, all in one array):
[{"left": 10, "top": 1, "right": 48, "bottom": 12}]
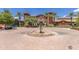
[{"left": 47, "top": 24, "right": 54, "bottom": 27}]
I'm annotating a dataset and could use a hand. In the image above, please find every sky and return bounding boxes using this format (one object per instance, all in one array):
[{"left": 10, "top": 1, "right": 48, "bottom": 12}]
[{"left": 0, "top": 8, "right": 78, "bottom": 17}]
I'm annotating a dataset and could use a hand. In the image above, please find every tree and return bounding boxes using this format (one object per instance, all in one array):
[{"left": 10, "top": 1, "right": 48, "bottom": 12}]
[
  {"left": 16, "top": 12, "right": 22, "bottom": 27},
  {"left": 45, "top": 12, "right": 51, "bottom": 26},
  {"left": 0, "top": 10, "right": 14, "bottom": 25},
  {"left": 45, "top": 12, "right": 56, "bottom": 26},
  {"left": 0, "top": 13, "right": 5, "bottom": 24},
  {"left": 52, "top": 13, "right": 56, "bottom": 22},
  {"left": 75, "top": 12, "right": 79, "bottom": 26},
  {"left": 24, "top": 16, "right": 37, "bottom": 27},
  {"left": 16, "top": 12, "right": 21, "bottom": 20},
  {"left": 69, "top": 12, "right": 74, "bottom": 27}
]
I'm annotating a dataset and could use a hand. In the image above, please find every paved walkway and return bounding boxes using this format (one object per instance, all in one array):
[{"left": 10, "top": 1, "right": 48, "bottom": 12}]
[{"left": 0, "top": 27, "right": 79, "bottom": 50}]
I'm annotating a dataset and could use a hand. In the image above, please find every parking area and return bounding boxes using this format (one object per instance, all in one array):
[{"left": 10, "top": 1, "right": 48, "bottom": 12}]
[{"left": 0, "top": 27, "right": 79, "bottom": 50}]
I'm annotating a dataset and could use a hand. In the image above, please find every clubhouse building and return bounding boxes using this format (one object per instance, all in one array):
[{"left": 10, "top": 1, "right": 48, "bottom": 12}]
[{"left": 23, "top": 12, "right": 77, "bottom": 27}]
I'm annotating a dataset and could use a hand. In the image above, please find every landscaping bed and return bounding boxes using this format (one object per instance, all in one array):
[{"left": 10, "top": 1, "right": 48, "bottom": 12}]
[{"left": 71, "top": 27, "right": 79, "bottom": 31}]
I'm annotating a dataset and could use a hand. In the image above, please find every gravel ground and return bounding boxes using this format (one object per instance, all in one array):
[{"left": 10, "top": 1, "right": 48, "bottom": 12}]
[{"left": 0, "top": 27, "right": 79, "bottom": 50}]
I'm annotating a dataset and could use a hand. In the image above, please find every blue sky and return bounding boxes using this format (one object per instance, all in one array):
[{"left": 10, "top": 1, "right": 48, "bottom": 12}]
[{"left": 0, "top": 8, "right": 78, "bottom": 17}]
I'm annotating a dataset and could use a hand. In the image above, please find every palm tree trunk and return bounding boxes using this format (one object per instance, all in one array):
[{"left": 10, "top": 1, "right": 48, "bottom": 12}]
[
  {"left": 71, "top": 17, "right": 73, "bottom": 27},
  {"left": 54, "top": 17, "right": 55, "bottom": 23},
  {"left": 46, "top": 16, "right": 49, "bottom": 26}
]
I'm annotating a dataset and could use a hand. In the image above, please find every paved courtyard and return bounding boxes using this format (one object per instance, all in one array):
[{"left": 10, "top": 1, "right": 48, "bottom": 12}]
[{"left": 0, "top": 27, "right": 79, "bottom": 50}]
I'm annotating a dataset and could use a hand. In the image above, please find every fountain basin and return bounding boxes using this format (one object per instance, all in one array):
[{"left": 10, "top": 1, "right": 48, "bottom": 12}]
[{"left": 27, "top": 30, "right": 58, "bottom": 37}]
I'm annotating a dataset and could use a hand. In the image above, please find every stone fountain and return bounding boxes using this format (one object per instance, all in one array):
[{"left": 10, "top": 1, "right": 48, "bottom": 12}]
[{"left": 27, "top": 15, "right": 58, "bottom": 37}]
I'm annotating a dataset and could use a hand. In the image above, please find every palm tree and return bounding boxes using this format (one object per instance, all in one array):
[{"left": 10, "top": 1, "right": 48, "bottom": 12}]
[
  {"left": 52, "top": 13, "right": 57, "bottom": 25},
  {"left": 4, "top": 9, "right": 11, "bottom": 13},
  {"left": 16, "top": 12, "right": 22, "bottom": 27},
  {"left": 69, "top": 12, "right": 74, "bottom": 27},
  {"left": 45, "top": 12, "right": 56, "bottom": 26},
  {"left": 45, "top": 13, "right": 50, "bottom": 26},
  {"left": 75, "top": 12, "right": 79, "bottom": 26}
]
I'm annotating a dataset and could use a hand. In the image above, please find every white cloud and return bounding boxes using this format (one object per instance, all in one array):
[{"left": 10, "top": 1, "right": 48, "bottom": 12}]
[
  {"left": 73, "top": 9, "right": 79, "bottom": 12},
  {"left": 63, "top": 15, "right": 67, "bottom": 17}
]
